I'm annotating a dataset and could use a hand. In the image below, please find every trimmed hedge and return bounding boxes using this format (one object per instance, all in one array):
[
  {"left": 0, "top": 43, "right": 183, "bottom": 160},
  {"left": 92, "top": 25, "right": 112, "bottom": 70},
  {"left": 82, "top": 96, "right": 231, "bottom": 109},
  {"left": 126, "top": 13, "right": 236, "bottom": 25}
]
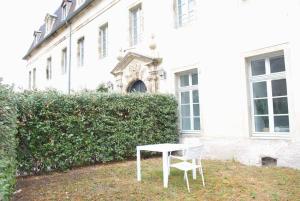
[
  {"left": 0, "top": 85, "right": 18, "bottom": 201},
  {"left": 16, "top": 91, "right": 178, "bottom": 174}
]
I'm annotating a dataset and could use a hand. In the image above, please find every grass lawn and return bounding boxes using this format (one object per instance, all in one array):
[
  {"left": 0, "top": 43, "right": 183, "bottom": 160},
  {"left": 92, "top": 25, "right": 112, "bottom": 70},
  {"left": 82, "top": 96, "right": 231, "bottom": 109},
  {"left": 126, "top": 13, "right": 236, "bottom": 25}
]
[{"left": 13, "top": 158, "right": 300, "bottom": 201}]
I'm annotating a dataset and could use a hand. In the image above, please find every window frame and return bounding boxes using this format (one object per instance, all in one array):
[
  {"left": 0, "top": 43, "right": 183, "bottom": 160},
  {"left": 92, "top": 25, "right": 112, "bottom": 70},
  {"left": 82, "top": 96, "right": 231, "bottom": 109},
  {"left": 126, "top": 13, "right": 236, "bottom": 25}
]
[
  {"left": 129, "top": 4, "right": 143, "bottom": 47},
  {"left": 248, "top": 51, "right": 290, "bottom": 136},
  {"left": 62, "top": 4, "right": 68, "bottom": 20},
  {"left": 175, "top": 0, "right": 197, "bottom": 28},
  {"left": 46, "top": 57, "right": 52, "bottom": 80},
  {"left": 77, "top": 37, "right": 85, "bottom": 67},
  {"left": 99, "top": 23, "right": 108, "bottom": 59},
  {"left": 28, "top": 71, "right": 32, "bottom": 90},
  {"left": 32, "top": 68, "right": 36, "bottom": 89},
  {"left": 177, "top": 69, "right": 201, "bottom": 133},
  {"left": 61, "top": 48, "right": 68, "bottom": 74}
]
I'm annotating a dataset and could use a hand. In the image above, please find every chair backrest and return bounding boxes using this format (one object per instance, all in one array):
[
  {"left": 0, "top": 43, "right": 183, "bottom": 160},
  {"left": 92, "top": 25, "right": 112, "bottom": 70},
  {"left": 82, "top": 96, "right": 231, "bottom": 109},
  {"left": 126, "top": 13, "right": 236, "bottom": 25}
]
[{"left": 183, "top": 145, "right": 203, "bottom": 160}]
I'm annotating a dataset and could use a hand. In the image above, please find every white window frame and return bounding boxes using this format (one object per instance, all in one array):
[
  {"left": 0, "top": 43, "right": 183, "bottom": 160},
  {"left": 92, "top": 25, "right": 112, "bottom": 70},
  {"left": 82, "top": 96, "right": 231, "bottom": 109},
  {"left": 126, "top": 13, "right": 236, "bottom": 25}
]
[
  {"left": 62, "top": 4, "right": 68, "bottom": 21},
  {"left": 61, "top": 48, "right": 67, "bottom": 74},
  {"left": 46, "top": 57, "right": 52, "bottom": 80},
  {"left": 129, "top": 4, "right": 143, "bottom": 47},
  {"left": 248, "top": 51, "right": 290, "bottom": 137},
  {"left": 28, "top": 71, "right": 32, "bottom": 90},
  {"left": 175, "top": 0, "right": 196, "bottom": 28},
  {"left": 33, "top": 68, "right": 36, "bottom": 89},
  {"left": 177, "top": 69, "right": 201, "bottom": 133},
  {"left": 77, "top": 0, "right": 85, "bottom": 7},
  {"left": 77, "top": 37, "right": 84, "bottom": 67},
  {"left": 99, "top": 23, "right": 108, "bottom": 59}
]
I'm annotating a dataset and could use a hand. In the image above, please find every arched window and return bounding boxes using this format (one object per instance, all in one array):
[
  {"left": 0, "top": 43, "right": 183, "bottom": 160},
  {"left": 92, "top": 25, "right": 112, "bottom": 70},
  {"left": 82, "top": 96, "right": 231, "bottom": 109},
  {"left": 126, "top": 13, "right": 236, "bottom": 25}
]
[{"left": 128, "top": 80, "right": 147, "bottom": 93}]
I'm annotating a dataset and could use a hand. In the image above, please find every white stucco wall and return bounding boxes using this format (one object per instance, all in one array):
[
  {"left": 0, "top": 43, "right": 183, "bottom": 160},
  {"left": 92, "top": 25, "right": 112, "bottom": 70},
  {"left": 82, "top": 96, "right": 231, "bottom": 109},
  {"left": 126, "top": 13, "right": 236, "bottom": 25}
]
[{"left": 25, "top": 0, "right": 300, "bottom": 168}]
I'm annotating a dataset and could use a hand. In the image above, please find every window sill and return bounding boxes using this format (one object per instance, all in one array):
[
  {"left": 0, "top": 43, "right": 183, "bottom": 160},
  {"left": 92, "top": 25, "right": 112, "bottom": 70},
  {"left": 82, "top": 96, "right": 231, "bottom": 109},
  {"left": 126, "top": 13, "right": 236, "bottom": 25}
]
[
  {"left": 251, "top": 133, "right": 291, "bottom": 140},
  {"left": 180, "top": 131, "right": 201, "bottom": 137}
]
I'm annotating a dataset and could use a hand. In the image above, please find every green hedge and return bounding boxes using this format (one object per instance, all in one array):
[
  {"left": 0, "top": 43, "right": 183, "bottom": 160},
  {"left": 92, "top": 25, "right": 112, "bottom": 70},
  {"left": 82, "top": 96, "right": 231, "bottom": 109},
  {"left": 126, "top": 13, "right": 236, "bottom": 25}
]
[
  {"left": 16, "top": 91, "right": 178, "bottom": 174},
  {"left": 0, "top": 85, "right": 17, "bottom": 201}
]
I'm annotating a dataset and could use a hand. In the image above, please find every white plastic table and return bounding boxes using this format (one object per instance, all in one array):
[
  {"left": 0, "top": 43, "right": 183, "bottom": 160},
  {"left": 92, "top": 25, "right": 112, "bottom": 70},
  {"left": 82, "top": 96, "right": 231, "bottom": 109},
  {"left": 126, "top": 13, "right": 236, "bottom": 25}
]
[{"left": 136, "top": 143, "right": 199, "bottom": 188}]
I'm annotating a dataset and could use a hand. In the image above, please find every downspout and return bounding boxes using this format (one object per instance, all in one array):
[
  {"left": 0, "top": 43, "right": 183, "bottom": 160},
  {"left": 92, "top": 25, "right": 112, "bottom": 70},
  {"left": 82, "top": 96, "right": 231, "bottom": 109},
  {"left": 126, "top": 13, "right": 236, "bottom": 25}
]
[{"left": 66, "top": 21, "right": 72, "bottom": 94}]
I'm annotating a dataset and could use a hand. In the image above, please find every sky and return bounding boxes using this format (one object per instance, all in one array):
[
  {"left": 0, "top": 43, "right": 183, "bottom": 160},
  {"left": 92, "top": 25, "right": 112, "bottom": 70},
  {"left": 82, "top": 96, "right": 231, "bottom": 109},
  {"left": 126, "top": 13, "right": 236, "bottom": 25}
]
[{"left": 0, "top": 0, "right": 62, "bottom": 90}]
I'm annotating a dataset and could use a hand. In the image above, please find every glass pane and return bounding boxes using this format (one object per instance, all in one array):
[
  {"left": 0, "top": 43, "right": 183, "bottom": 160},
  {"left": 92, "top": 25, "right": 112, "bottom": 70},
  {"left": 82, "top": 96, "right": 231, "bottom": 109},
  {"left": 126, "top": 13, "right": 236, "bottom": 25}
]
[
  {"left": 251, "top": 59, "right": 265, "bottom": 76},
  {"left": 194, "top": 117, "right": 201, "bottom": 130},
  {"left": 192, "top": 73, "right": 198, "bottom": 85},
  {"left": 254, "top": 116, "right": 269, "bottom": 132},
  {"left": 270, "top": 56, "right": 285, "bottom": 73},
  {"left": 254, "top": 99, "right": 268, "bottom": 115},
  {"left": 181, "top": 92, "right": 190, "bottom": 104},
  {"left": 182, "top": 117, "right": 191, "bottom": 130},
  {"left": 180, "top": 74, "right": 189, "bottom": 87},
  {"left": 193, "top": 104, "right": 200, "bottom": 116},
  {"left": 273, "top": 97, "right": 289, "bottom": 114},
  {"left": 192, "top": 90, "right": 199, "bottom": 103},
  {"left": 272, "top": 79, "right": 287, "bottom": 97},
  {"left": 181, "top": 105, "right": 190, "bottom": 117},
  {"left": 274, "top": 116, "right": 289, "bottom": 132},
  {"left": 253, "top": 82, "right": 267, "bottom": 98}
]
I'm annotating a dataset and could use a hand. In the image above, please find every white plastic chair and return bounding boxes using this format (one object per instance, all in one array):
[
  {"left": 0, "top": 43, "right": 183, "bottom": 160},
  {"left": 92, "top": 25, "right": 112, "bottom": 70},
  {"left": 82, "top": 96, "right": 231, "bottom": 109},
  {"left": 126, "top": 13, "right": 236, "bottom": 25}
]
[{"left": 168, "top": 145, "right": 205, "bottom": 192}]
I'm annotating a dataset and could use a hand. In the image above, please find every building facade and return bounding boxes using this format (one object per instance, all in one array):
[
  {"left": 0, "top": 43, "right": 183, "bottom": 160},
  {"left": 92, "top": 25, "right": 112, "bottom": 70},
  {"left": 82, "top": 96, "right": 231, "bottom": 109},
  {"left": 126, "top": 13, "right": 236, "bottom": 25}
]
[{"left": 24, "top": 0, "right": 300, "bottom": 169}]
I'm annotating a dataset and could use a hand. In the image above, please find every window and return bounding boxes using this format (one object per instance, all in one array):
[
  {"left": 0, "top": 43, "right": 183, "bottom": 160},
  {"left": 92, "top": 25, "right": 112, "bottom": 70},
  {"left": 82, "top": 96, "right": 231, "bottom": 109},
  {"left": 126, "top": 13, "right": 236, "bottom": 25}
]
[
  {"left": 45, "top": 15, "right": 56, "bottom": 34},
  {"left": 34, "top": 31, "right": 42, "bottom": 45},
  {"left": 249, "top": 53, "right": 289, "bottom": 134},
  {"left": 28, "top": 71, "right": 32, "bottom": 90},
  {"left": 46, "top": 57, "right": 52, "bottom": 80},
  {"left": 77, "top": 0, "right": 85, "bottom": 7},
  {"left": 61, "top": 48, "right": 68, "bottom": 74},
  {"left": 175, "top": 0, "right": 196, "bottom": 27},
  {"left": 77, "top": 37, "right": 84, "bottom": 67},
  {"left": 99, "top": 23, "right": 108, "bottom": 58},
  {"left": 129, "top": 4, "right": 143, "bottom": 46},
  {"left": 33, "top": 68, "right": 36, "bottom": 89},
  {"left": 62, "top": 4, "right": 68, "bottom": 20},
  {"left": 178, "top": 70, "right": 200, "bottom": 132}
]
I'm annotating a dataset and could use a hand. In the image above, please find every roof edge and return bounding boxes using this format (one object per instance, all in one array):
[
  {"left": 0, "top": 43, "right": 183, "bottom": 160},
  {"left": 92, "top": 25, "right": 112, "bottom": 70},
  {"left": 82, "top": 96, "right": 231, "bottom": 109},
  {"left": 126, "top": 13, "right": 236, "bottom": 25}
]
[{"left": 23, "top": 0, "right": 95, "bottom": 60}]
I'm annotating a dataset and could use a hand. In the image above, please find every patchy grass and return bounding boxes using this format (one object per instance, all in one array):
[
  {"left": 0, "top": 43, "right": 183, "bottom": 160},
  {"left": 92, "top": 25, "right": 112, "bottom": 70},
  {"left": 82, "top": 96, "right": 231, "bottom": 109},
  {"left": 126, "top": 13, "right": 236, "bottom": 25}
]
[{"left": 13, "top": 158, "right": 300, "bottom": 201}]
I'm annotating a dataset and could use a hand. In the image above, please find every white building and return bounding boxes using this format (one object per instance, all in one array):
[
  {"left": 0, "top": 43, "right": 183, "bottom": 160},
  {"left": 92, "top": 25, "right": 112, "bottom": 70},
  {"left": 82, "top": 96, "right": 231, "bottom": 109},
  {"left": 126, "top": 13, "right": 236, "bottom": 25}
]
[{"left": 23, "top": 0, "right": 300, "bottom": 169}]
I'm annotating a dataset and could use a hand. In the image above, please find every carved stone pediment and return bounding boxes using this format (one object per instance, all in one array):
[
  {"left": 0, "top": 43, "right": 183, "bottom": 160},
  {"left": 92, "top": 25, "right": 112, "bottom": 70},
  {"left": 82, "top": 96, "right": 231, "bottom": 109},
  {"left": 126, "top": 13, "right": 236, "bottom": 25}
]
[{"left": 111, "top": 52, "right": 162, "bottom": 93}]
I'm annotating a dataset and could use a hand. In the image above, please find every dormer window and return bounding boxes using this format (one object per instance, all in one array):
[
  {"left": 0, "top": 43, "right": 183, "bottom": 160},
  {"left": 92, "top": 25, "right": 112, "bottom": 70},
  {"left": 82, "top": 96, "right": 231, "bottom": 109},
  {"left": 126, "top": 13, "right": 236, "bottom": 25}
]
[
  {"left": 33, "top": 31, "right": 42, "bottom": 45},
  {"left": 61, "top": 0, "right": 72, "bottom": 20},
  {"left": 45, "top": 14, "right": 57, "bottom": 35},
  {"left": 77, "top": 0, "right": 85, "bottom": 8}
]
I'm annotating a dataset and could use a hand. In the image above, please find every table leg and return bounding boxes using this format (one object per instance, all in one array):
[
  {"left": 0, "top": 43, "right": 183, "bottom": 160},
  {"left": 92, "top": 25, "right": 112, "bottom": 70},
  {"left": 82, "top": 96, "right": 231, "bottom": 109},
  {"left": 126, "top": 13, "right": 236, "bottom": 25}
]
[
  {"left": 163, "top": 151, "right": 169, "bottom": 188},
  {"left": 192, "top": 159, "right": 196, "bottom": 180},
  {"left": 137, "top": 149, "right": 141, "bottom": 181}
]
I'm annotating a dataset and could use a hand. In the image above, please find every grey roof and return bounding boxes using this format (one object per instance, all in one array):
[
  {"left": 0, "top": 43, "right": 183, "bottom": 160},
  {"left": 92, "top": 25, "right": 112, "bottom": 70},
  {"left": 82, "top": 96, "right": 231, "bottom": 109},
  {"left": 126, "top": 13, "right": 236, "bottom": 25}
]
[{"left": 23, "top": 0, "right": 94, "bottom": 60}]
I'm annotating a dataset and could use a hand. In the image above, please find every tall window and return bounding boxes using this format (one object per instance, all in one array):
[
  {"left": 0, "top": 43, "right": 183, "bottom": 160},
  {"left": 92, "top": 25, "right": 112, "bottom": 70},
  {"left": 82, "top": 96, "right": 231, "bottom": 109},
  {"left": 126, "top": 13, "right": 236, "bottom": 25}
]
[
  {"left": 28, "top": 71, "right": 32, "bottom": 90},
  {"left": 249, "top": 53, "right": 289, "bottom": 134},
  {"left": 33, "top": 68, "right": 36, "bottom": 89},
  {"left": 176, "top": 0, "right": 196, "bottom": 27},
  {"left": 61, "top": 48, "right": 68, "bottom": 74},
  {"left": 178, "top": 70, "right": 200, "bottom": 132},
  {"left": 129, "top": 4, "right": 143, "bottom": 46},
  {"left": 77, "top": 37, "right": 84, "bottom": 67},
  {"left": 99, "top": 23, "right": 108, "bottom": 58},
  {"left": 46, "top": 57, "right": 52, "bottom": 80}
]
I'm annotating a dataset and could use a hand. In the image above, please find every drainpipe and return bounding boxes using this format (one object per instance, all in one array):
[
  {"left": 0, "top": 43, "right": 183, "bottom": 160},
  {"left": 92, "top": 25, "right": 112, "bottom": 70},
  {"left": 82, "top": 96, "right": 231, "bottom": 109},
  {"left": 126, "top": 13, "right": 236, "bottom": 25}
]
[{"left": 66, "top": 21, "right": 72, "bottom": 94}]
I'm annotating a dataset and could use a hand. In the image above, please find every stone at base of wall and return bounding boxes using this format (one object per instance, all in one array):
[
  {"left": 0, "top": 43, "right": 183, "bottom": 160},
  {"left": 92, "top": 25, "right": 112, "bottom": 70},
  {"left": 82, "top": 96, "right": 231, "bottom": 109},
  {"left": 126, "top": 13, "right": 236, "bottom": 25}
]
[{"left": 179, "top": 136, "right": 300, "bottom": 169}]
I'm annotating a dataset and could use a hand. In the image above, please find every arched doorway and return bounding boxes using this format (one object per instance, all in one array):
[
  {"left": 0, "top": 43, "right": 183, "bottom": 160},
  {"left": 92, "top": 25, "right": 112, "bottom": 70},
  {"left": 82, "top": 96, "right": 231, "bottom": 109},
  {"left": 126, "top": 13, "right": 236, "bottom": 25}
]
[{"left": 127, "top": 80, "right": 147, "bottom": 93}]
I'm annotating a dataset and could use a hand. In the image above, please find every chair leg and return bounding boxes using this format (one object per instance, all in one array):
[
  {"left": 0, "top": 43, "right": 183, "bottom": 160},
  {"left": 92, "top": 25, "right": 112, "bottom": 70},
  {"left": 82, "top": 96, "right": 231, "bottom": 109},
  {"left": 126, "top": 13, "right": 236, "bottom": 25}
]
[
  {"left": 198, "top": 160, "right": 205, "bottom": 187},
  {"left": 184, "top": 171, "right": 190, "bottom": 193}
]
